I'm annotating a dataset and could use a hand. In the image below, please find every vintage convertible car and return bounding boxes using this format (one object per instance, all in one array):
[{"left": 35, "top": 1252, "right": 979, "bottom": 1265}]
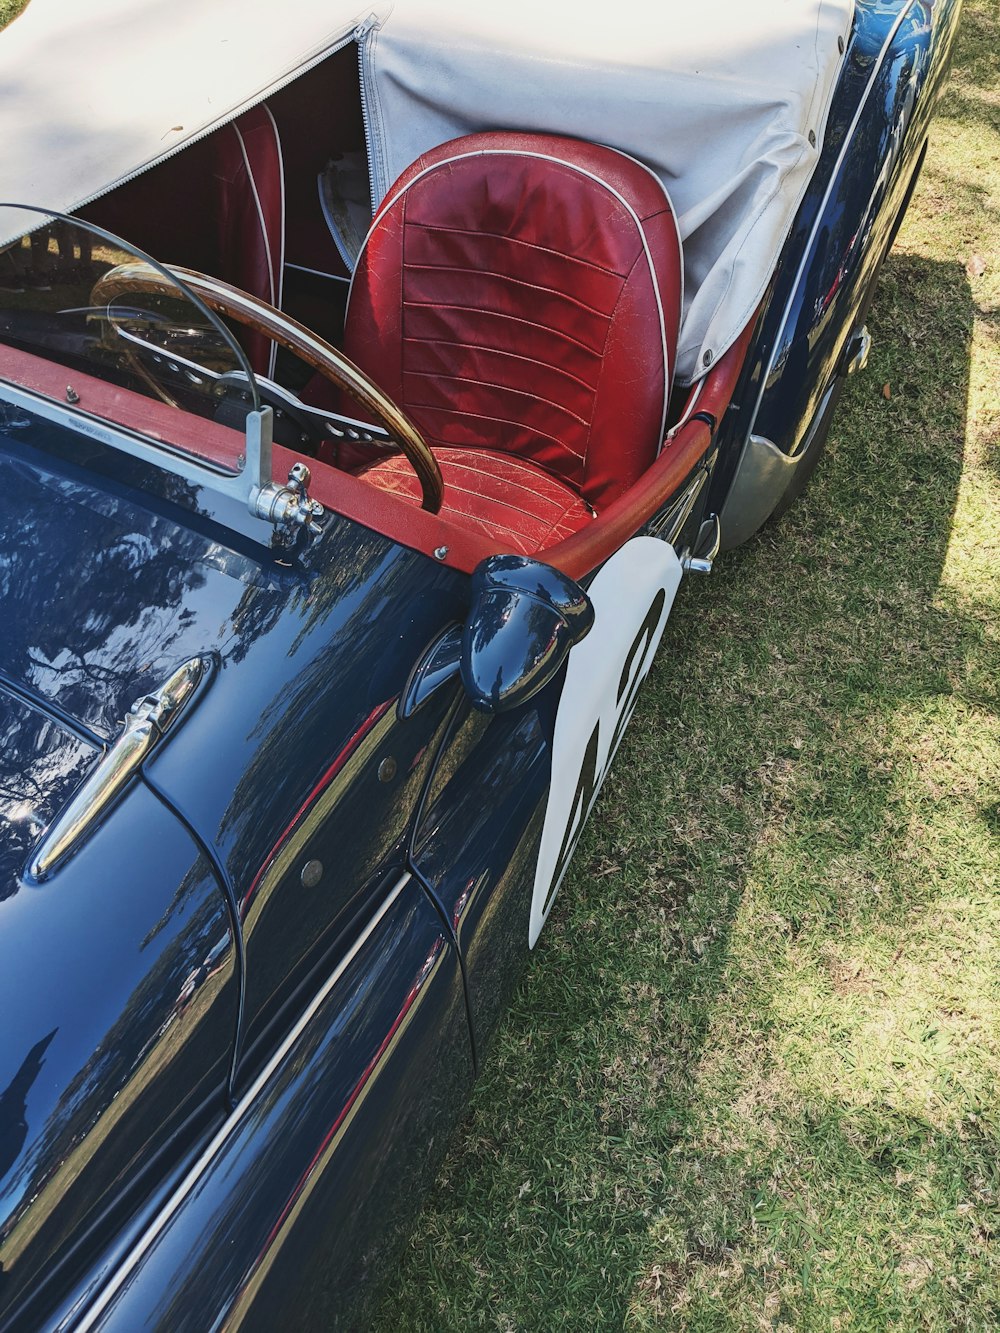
[{"left": 0, "top": 0, "right": 961, "bottom": 1327}]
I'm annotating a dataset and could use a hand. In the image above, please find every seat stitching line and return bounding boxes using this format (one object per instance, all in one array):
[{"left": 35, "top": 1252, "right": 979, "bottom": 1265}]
[
  {"left": 404, "top": 371, "right": 592, "bottom": 427},
  {"left": 436, "top": 484, "right": 576, "bottom": 525},
  {"left": 436, "top": 458, "right": 580, "bottom": 499},
  {"left": 406, "top": 404, "right": 584, "bottom": 457},
  {"left": 373, "top": 450, "right": 584, "bottom": 507},
  {"left": 402, "top": 302, "right": 604, "bottom": 356},
  {"left": 437, "top": 472, "right": 579, "bottom": 515},
  {"left": 402, "top": 337, "right": 598, "bottom": 393},
  {"left": 370, "top": 474, "right": 559, "bottom": 540},
  {"left": 405, "top": 263, "right": 616, "bottom": 319},
  {"left": 407, "top": 221, "right": 626, "bottom": 277}
]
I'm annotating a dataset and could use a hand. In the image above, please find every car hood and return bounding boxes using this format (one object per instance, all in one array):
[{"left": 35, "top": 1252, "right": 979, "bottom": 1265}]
[
  {"left": 0, "top": 438, "right": 285, "bottom": 750},
  {"left": 0, "top": 423, "right": 469, "bottom": 896}
]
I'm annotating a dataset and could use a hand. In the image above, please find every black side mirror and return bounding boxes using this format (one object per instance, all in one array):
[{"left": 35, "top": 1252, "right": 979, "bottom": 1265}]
[{"left": 461, "top": 555, "right": 594, "bottom": 713}]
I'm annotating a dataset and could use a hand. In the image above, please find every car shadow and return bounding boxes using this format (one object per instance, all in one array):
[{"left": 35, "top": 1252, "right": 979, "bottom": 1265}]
[{"left": 372, "top": 250, "right": 982, "bottom": 1329}]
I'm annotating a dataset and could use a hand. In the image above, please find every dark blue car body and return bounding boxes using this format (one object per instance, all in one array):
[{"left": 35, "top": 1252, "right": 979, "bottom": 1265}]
[{"left": 0, "top": 0, "right": 962, "bottom": 1327}]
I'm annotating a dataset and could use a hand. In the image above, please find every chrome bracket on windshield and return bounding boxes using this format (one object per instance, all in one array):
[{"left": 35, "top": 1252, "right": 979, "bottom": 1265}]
[
  {"left": 244, "top": 409, "right": 324, "bottom": 540},
  {"left": 28, "top": 656, "right": 210, "bottom": 882}
]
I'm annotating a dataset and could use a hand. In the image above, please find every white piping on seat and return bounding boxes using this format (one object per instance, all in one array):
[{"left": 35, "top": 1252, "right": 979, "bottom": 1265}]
[
  {"left": 262, "top": 105, "right": 286, "bottom": 318},
  {"left": 599, "top": 143, "right": 686, "bottom": 449},
  {"left": 233, "top": 112, "right": 284, "bottom": 380},
  {"left": 666, "top": 377, "right": 705, "bottom": 442},
  {"left": 346, "top": 146, "right": 677, "bottom": 447}
]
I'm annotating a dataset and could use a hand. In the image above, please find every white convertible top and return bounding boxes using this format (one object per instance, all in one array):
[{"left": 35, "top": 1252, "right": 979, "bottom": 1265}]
[{"left": 0, "top": 0, "right": 854, "bottom": 382}]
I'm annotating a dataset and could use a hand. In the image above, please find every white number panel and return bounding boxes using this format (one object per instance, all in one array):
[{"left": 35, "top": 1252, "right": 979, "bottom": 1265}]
[{"left": 529, "top": 537, "right": 682, "bottom": 947}]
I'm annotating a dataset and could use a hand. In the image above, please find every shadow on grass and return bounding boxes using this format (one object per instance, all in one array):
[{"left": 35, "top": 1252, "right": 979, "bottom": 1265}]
[
  {"left": 617, "top": 251, "right": 994, "bottom": 1327},
  {"left": 372, "top": 242, "right": 989, "bottom": 1328}
]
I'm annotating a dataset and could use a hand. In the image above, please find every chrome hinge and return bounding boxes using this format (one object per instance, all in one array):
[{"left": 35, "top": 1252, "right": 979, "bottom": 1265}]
[
  {"left": 251, "top": 461, "right": 325, "bottom": 539},
  {"left": 28, "top": 657, "right": 210, "bottom": 881}
]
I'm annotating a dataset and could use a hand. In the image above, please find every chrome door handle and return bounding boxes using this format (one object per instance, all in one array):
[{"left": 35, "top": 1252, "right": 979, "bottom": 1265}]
[{"left": 28, "top": 656, "right": 209, "bottom": 881}]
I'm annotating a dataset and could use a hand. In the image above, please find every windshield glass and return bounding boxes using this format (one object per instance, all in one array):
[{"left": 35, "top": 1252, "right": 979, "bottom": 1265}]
[{"left": 0, "top": 206, "right": 259, "bottom": 475}]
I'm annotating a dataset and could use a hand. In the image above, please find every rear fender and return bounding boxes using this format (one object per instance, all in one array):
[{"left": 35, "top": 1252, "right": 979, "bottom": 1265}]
[{"left": 712, "top": 0, "right": 963, "bottom": 547}]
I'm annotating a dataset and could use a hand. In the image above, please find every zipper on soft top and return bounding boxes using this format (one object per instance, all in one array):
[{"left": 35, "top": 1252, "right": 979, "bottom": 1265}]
[{"left": 356, "top": 16, "right": 387, "bottom": 215}]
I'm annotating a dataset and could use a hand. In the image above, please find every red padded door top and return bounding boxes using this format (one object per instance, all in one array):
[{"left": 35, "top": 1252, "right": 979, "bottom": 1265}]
[{"left": 345, "top": 132, "right": 683, "bottom": 511}]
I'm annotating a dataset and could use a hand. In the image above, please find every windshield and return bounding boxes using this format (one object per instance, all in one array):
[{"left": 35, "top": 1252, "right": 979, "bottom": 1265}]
[{"left": 0, "top": 206, "right": 259, "bottom": 475}]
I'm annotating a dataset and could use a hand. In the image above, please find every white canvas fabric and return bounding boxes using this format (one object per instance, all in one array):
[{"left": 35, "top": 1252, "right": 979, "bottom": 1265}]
[
  {"left": 0, "top": 0, "right": 373, "bottom": 242},
  {"left": 0, "top": 0, "right": 854, "bottom": 383},
  {"left": 365, "top": 0, "right": 855, "bottom": 382}
]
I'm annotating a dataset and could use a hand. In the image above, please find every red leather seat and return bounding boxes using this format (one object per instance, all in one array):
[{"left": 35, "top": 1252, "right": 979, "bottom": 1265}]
[
  {"left": 344, "top": 131, "right": 683, "bottom": 554},
  {"left": 352, "top": 447, "right": 595, "bottom": 556}
]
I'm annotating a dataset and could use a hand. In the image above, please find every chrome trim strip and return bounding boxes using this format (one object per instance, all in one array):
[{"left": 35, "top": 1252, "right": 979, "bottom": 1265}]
[
  {"left": 742, "top": 0, "right": 918, "bottom": 447},
  {"left": 232, "top": 118, "right": 279, "bottom": 380},
  {"left": 262, "top": 104, "right": 287, "bottom": 320},
  {"left": 648, "top": 466, "right": 708, "bottom": 544},
  {"left": 285, "top": 261, "right": 350, "bottom": 283},
  {"left": 74, "top": 871, "right": 413, "bottom": 1332},
  {"left": 29, "top": 656, "right": 208, "bottom": 881}
]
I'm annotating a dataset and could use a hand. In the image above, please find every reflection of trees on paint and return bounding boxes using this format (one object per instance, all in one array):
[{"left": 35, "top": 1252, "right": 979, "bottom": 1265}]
[
  {"left": 0, "top": 460, "right": 209, "bottom": 736},
  {"left": 0, "top": 864, "right": 233, "bottom": 1302},
  {"left": 0, "top": 703, "right": 96, "bottom": 901},
  {"left": 0, "top": 1030, "right": 57, "bottom": 1183},
  {"left": 0, "top": 452, "right": 214, "bottom": 898}
]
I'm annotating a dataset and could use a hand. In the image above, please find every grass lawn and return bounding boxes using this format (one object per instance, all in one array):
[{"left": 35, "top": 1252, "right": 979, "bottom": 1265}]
[
  {"left": 371, "top": 4, "right": 1000, "bottom": 1329},
  {"left": 0, "top": 0, "right": 26, "bottom": 32}
]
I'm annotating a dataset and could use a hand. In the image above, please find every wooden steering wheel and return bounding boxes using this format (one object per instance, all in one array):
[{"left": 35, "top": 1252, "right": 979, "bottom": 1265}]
[{"left": 90, "top": 262, "right": 444, "bottom": 513}]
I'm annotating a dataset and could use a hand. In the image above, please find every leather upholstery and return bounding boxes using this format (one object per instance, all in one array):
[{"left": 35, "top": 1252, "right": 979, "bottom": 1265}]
[
  {"left": 345, "top": 130, "right": 682, "bottom": 550},
  {"left": 214, "top": 106, "right": 285, "bottom": 375},
  {"left": 357, "top": 447, "right": 594, "bottom": 555}
]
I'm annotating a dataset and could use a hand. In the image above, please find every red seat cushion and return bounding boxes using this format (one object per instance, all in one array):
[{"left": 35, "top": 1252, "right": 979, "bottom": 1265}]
[
  {"left": 357, "top": 448, "right": 594, "bottom": 555},
  {"left": 344, "top": 131, "right": 682, "bottom": 520}
]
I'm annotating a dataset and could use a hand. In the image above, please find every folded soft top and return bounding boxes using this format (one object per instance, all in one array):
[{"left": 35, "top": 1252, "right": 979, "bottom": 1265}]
[{"left": 0, "top": 0, "right": 853, "bottom": 382}]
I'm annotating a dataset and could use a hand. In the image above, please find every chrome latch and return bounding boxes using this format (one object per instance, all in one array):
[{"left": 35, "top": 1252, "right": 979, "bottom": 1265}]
[
  {"left": 681, "top": 513, "right": 721, "bottom": 575},
  {"left": 243, "top": 407, "right": 324, "bottom": 544},
  {"left": 28, "top": 657, "right": 209, "bottom": 881},
  {"left": 251, "top": 461, "right": 325, "bottom": 539}
]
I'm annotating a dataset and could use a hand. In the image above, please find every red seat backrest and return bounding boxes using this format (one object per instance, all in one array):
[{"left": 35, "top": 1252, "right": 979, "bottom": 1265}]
[{"left": 344, "top": 132, "right": 682, "bottom": 510}]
